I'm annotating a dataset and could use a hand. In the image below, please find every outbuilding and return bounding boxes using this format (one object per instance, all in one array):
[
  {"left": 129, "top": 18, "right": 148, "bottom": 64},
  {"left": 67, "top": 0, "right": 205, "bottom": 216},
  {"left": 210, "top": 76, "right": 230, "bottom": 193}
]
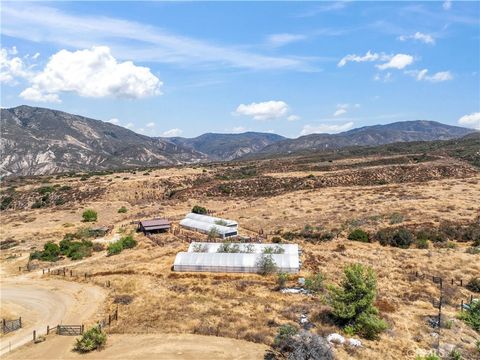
[
  {"left": 185, "top": 213, "right": 238, "bottom": 228},
  {"left": 179, "top": 218, "right": 238, "bottom": 239},
  {"left": 138, "top": 219, "right": 171, "bottom": 235}
]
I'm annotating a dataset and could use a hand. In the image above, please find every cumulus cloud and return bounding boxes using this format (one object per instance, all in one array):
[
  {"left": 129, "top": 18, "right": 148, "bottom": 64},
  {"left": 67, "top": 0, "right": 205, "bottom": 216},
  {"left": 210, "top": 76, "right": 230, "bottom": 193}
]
[
  {"left": 337, "top": 51, "right": 381, "bottom": 67},
  {"left": 106, "top": 118, "right": 120, "bottom": 124},
  {"left": 231, "top": 126, "right": 246, "bottom": 133},
  {"left": 333, "top": 103, "right": 359, "bottom": 117},
  {"left": 267, "top": 33, "right": 307, "bottom": 47},
  {"left": 376, "top": 54, "right": 414, "bottom": 70},
  {"left": 333, "top": 108, "right": 347, "bottom": 117},
  {"left": 405, "top": 69, "right": 453, "bottom": 82},
  {"left": 443, "top": 0, "right": 452, "bottom": 10},
  {"left": 146, "top": 122, "right": 155, "bottom": 128},
  {"left": 125, "top": 122, "right": 134, "bottom": 129},
  {"left": 20, "top": 46, "right": 163, "bottom": 103},
  {"left": 458, "top": 112, "right": 480, "bottom": 129},
  {"left": 398, "top": 32, "right": 435, "bottom": 45},
  {"left": 234, "top": 100, "right": 289, "bottom": 121},
  {"left": 287, "top": 114, "right": 301, "bottom": 122},
  {"left": 162, "top": 128, "right": 183, "bottom": 137},
  {"left": 0, "top": 47, "right": 32, "bottom": 84},
  {"left": 300, "top": 122, "right": 354, "bottom": 135}
]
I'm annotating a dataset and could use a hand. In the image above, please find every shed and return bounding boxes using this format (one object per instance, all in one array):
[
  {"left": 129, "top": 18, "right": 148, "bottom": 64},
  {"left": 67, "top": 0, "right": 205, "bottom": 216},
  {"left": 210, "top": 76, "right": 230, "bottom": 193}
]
[
  {"left": 186, "top": 213, "right": 238, "bottom": 228},
  {"left": 179, "top": 218, "right": 237, "bottom": 239},
  {"left": 138, "top": 219, "right": 171, "bottom": 234}
]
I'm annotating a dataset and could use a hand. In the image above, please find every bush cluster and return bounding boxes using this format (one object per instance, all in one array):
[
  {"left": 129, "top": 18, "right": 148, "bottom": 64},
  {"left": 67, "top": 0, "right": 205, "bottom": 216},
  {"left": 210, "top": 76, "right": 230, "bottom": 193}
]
[
  {"left": 375, "top": 228, "right": 414, "bottom": 249},
  {"left": 304, "top": 273, "right": 324, "bottom": 293},
  {"left": 30, "top": 242, "right": 61, "bottom": 262},
  {"left": 348, "top": 229, "right": 369, "bottom": 243},
  {"left": 117, "top": 206, "right": 128, "bottom": 213},
  {"left": 82, "top": 209, "right": 98, "bottom": 222},
  {"left": 74, "top": 326, "right": 106, "bottom": 353},
  {"left": 256, "top": 254, "right": 277, "bottom": 275},
  {"left": 328, "top": 263, "right": 387, "bottom": 340},
  {"left": 458, "top": 300, "right": 480, "bottom": 332},
  {"left": 107, "top": 235, "right": 137, "bottom": 256},
  {"left": 191, "top": 205, "right": 207, "bottom": 214},
  {"left": 466, "top": 277, "right": 480, "bottom": 293},
  {"left": 59, "top": 238, "right": 93, "bottom": 260}
]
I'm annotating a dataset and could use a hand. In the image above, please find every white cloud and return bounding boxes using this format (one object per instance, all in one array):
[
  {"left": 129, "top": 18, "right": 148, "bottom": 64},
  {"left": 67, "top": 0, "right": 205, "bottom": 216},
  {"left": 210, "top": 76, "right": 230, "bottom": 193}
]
[
  {"left": 107, "top": 118, "right": 120, "bottom": 124},
  {"left": 146, "top": 122, "right": 155, "bottom": 128},
  {"left": 267, "top": 33, "right": 307, "bottom": 47},
  {"left": 443, "top": 0, "right": 452, "bottom": 10},
  {"left": 20, "top": 46, "right": 162, "bottom": 103},
  {"left": 376, "top": 54, "right": 414, "bottom": 70},
  {"left": 0, "top": 47, "right": 32, "bottom": 84},
  {"left": 405, "top": 69, "right": 453, "bottom": 82},
  {"left": 234, "top": 100, "right": 289, "bottom": 121},
  {"left": 398, "top": 32, "right": 435, "bottom": 45},
  {"left": 162, "top": 128, "right": 183, "bottom": 137},
  {"left": 287, "top": 114, "right": 301, "bottom": 122},
  {"left": 125, "top": 122, "right": 134, "bottom": 129},
  {"left": 300, "top": 122, "right": 354, "bottom": 135},
  {"left": 373, "top": 72, "right": 393, "bottom": 82},
  {"left": 333, "top": 108, "right": 347, "bottom": 117},
  {"left": 333, "top": 103, "right": 359, "bottom": 117},
  {"left": 458, "top": 112, "right": 480, "bottom": 129},
  {"left": 338, "top": 51, "right": 381, "bottom": 67},
  {"left": 231, "top": 126, "right": 246, "bottom": 133},
  {"left": 2, "top": 3, "right": 311, "bottom": 71},
  {"left": 32, "top": 52, "right": 40, "bottom": 60}
]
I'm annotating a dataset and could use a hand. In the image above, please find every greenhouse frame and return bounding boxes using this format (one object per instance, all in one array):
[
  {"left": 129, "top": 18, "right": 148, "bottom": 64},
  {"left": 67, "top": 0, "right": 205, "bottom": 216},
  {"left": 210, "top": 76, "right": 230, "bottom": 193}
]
[
  {"left": 185, "top": 213, "right": 238, "bottom": 228},
  {"left": 188, "top": 242, "right": 299, "bottom": 254},
  {"left": 173, "top": 252, "right": 300, "bottom": 273},
  {"left": 179, "top": 218, "right": 238, "bottom": 238}
]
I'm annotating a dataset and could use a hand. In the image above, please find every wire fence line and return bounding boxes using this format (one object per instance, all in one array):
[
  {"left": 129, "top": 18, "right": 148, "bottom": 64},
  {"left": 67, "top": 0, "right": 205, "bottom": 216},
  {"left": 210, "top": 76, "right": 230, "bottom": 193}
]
[{"left": 2, "top": 318, "right": 21, "bottom": 334}]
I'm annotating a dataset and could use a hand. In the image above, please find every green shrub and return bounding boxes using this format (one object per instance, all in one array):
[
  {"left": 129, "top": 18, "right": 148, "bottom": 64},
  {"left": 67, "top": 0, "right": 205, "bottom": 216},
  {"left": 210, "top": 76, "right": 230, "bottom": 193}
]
[
  {"left": 263, "top": 245, "right": 285, "bottom": 254},
  {"left": 389, "top": 212, "right": 404, "bottom": 225},
  {"left": 37, "top": 186, "right": 55, "bottom": 195},
  {"left": 466, "top": 277, "right": 480, "bottom": 293},
  {"left": 217, "top": 242, "right": 240, "bottom": 253},
  {"left": 120, "top": 235, "right": 137, "bottom": 249},
  {"left": 348, "top": 229, "right": 369, "bottom": 243},
  {"left": 74, "top": 326, "right": 106, "bottom": 353},
  {"left": 415, "top": 354, "right": 440, "bottom": 360},
  {"left": 107, "top": 241, "right": 124, "bottom": 256},
  {"left": 304, "top": 273, "right": 324, "bottom": 293},
  {"left": 192, "top": 205, "right": 207, "bottom": 214},
  {"left": 117, "top": 206, "right": 127, "bottom": 213},
  {"left": 0, "top": 196, "right": 13, "bottom": 210},
  {"left": 277, "top": 273, "right": 289, "bottom": 289},
  {"left": 458, "top": 300, "right": 479, "bottom": 332},
  {"left": 274, "top": 324, "right": 298, "bottom": 346},
  {"left": 55, "top": 197, "right": 66, "bottom": 206},
  {"left": 328, "top": 263, "right": 386, "bottom": 339},
  {"left": 82, "top": 209, "right": 97, "bottom": 222},
  {"left": 257, "top": 254, "right": 277, "bottom": 275},
  {"left": 30, "top": 241, "right": 61, "bottom": 262},
  {"left": 271, "top": 236, "right": 282, "bottom": 243},
  {"left": 376, "top": 228, "right": 414, "bottom": 248},
  {"left": 416, "top": 238, "right": 429, "bottom": 249}
]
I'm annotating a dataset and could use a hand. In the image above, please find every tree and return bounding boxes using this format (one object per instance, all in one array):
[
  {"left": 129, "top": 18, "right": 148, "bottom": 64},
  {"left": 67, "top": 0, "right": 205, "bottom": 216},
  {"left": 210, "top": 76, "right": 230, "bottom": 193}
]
[
  {"left": 208, "top": 227, "right": 220, "bottom": 240},
  {"left": 328, "top": 263, "right": 387, "bottom": 339},
  {"left": 192, "top": 205, "right": 207, "bottom": 214},
  {"left": 257, "top": 254, "right": 277, "bottom": 275},
  {"left": 82, "top": 209, "right": 97, "bottom": 222}
]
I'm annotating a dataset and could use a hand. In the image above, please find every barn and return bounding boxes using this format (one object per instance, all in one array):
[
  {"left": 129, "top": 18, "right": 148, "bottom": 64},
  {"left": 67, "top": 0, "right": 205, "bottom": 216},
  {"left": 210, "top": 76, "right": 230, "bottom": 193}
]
[{"left": 138, "top": 219, "right": 171, "bottom": 234}]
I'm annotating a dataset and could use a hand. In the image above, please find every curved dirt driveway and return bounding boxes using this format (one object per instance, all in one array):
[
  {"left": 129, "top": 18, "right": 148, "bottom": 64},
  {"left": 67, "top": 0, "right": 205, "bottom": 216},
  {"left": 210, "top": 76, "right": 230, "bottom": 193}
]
[
  {"left": 3, "top": 333, "right": 268, "bottom": 360},
  {"left": 0, "top": 278, "right": 106, "bottom": 356}
]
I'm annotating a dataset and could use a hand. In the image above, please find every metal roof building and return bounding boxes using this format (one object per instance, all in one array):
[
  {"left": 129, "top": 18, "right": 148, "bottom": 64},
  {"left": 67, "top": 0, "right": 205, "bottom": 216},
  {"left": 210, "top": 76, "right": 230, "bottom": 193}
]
[
  {"left": 173, "top": 252, "right": 300, "bottom": 274},
  {"left": 138, "top": 219, "right": 171, "bottom": 234},
  {"left": 179, "top": 218, "right": 238, "bottom": 239},
  {"left": 185, "top": 213, "right": 238, "bottom": 228},
  {"left": 187, "top": 242, "right": 299, "bottom": 254}
]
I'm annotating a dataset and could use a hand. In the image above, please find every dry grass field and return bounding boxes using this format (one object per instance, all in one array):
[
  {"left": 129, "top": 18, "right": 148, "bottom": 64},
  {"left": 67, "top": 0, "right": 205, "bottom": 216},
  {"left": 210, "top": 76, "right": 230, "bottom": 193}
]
[{"left": 1, "top": 152, "right": 479, "bottom": 359}]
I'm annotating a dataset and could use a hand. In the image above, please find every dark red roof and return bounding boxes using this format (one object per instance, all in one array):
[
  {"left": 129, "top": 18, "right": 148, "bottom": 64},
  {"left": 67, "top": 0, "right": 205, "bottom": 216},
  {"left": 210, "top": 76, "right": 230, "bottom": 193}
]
[{"left": 140, "top": 219, "right": 171, "bottom": 229}]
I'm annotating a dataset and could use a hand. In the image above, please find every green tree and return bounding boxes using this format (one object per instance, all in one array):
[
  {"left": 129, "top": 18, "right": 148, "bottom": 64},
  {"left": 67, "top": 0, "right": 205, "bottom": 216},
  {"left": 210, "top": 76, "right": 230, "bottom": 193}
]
[
  {"left": 328, "top": 263, "right": 387, "bottom": 339},
  {"left": 82, "top": 209, "right": 97, "bottom": 222},
  {"left": 257, "top": 254, "right": 277, "bottom": 275},
  {"left": 192, "top": 205, "right": 207, "bottom": 214}
]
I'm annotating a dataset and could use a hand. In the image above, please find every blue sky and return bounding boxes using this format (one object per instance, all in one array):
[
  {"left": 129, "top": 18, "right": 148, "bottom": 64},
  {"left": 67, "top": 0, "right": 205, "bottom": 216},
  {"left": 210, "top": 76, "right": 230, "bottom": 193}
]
[{"left": 1, "top": 1, "right": 479, "bottom": 137}]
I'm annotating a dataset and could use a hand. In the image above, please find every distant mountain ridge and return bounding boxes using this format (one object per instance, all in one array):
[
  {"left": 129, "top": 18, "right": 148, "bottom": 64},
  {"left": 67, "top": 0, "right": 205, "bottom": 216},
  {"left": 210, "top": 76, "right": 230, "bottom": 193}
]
[
  {"left": 250, "top": 120, "right": 475, "bottom": 157},
  {"left": 0, "top": 106, "right": 477, "bottom": 176},
  {"left": 164, "top": 132, "right": 285, "bottom": 161}
]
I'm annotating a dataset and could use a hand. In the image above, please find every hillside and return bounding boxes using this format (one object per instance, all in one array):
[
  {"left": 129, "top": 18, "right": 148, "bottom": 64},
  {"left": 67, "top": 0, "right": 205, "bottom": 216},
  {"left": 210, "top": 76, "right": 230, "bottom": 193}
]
[
  {"left": 0, "top": 106, "right": 207, "bottom": 176},
  {"left": 165, "top": 132, "right": 285, "bottom": 161},
  {"left": 253, "top": 120, "right": 475, "bottom": 157}
]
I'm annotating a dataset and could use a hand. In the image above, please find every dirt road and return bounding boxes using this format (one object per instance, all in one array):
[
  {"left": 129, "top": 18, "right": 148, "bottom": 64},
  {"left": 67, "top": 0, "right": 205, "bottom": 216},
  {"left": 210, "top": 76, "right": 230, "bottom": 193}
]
[
  {"left": 0, "top": 278, "right": 106, "bottom": 356},
  {"left": 3, "top": 333, "right": 268, "bottom": 360}
]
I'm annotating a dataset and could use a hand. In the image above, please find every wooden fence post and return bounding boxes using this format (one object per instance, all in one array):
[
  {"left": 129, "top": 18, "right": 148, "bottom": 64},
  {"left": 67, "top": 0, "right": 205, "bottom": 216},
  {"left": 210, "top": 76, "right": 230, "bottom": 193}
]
[
  {"left": 47, "top": 325, "right": 49, "bottom": 335},
  {"left": 84, "top": 273, "right": 87, "bottom": 279},
  {"left": 42, "top": 269, "right": 45, "bottom": 275},
  {"left": 70, "top": 270, "right": 73, "bottom": 277},
  {"left": 460, "top": 279, "right": 463, "bottom": 286},
  {"left": 461, "top": 300, "right": 464, "bottom": 312},
  {"left": 19, "top": 317, "right": 22, "bottom": 328},
  {"left": 108, "top": 315, "right": 111, "bottom": 325},
  {"left": 81, "top": 324, "right": 84, "bottom": 334},
  {"left": 33, "top": 330, "right": 36, "bottom": 342}
]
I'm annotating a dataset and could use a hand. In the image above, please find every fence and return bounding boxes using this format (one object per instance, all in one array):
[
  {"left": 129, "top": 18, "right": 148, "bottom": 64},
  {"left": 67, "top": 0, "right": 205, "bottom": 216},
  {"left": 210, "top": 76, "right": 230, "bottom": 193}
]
[
  {"left": 57, "top": 325, "right": 84, "bottom": 336},
  {"left": 97, "top": 307, "right": 118, "bottom": 329},
  {"left": 2, "top": 318, "right": 21, "bottom": 334}
]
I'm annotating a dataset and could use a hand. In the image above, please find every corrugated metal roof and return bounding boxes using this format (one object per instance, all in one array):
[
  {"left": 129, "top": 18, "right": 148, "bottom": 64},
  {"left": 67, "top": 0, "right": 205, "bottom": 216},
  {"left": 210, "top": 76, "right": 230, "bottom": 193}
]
[
  {"left": 179, "top": 218, "right": 237, "bottom": 235},
  {"left": 140, "top": 219, "right": 171, "bottom": 228},
  {"left": 186, "top": 213, "right": 238, "bottom": 227}
]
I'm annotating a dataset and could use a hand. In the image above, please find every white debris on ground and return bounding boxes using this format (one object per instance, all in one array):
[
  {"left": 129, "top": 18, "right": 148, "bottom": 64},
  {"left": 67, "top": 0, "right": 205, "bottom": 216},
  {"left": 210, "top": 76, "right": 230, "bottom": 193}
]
[
  {"left": 93, "top": 233, "right": 120, "bottom": 244},
  {"left": 326, "top": 333, "right": 362, "bottom": 348},
  {"left": 299, "top": 314, "right": 309, "bottom": 325},
  {"left": 327, "top": 333, "right": 345, "bottom": 345},
  {"left": 280, "top": 287, "right": 310, "bottom": 294}
]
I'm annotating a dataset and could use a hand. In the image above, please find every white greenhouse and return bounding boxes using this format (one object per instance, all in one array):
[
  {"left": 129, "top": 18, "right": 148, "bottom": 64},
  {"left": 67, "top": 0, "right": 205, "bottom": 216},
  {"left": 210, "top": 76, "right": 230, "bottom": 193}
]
[
  {"left": 179, "top": 218, "right": 238, "bottom": 239},
  {"left": 185, "top": 213, "right": 238, "bottom": 228},
  {"left": 187, "top": 242, "right": 299, "bottom": 255},
  {"left": 173, "top": 252, "right": 300, "bottom": 274}
]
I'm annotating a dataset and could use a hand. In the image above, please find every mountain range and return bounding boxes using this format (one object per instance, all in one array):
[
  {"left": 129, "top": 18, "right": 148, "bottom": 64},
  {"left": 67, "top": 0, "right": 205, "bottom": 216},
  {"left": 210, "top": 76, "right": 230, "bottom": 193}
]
[{"left": 0, "top": 105, "right": 476, "bottom": 176}]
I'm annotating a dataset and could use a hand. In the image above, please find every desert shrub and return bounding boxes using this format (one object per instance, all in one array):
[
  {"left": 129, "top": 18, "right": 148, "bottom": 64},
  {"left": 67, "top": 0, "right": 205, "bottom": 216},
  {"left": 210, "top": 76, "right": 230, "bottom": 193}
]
[
  {"left": 274, "top": 324, "right": 298, "bottom": 346},
  {"left": 121, "top": 235, "right": 136, "bottom": 249},
  {"left": 82, "top": 209, "right": 97, "bottom": 222},
  {"left": 192, "top": 243, "right": 208, "bottom": 252},
  {"left": 217, "top": 242, "right": 240, "bottom": 253},
  {"left": 348, "top": 229, "right": 369, "bottom": 243},
  {"left": 299, "top": 225, "right": 335, "bottom": 243},
  {"left": 458, "top": 300, "right": 480, "bottom": 332},
  {"left": 416, "top": 229, "right": 446, "bottom": 243},
  {"left": 304, "top": 273, "right": 324, "bottom": 293},
  {"left": 31, "top": 200, "right": 46, "bottom": 209},
  {"left": 59, "top": 185, "right": 72, "bottom": 191},
  {"left": 207, "top": 227, "right": 220, "bottom": 240},
  {"left": 37, "top": 186, "right": 55, "bottom": 195},
  {"left": 376, "top": 228, "right": 414, "bottom": 248},
  {"left": 271, "top": 236, "right": 282, "bottom": 243},
  {"left": 117, "top": 206, "right": 127, "bottom": 213},
  {"left": 462, "top": 223, "right": 480, "bottom": 243},
  {"left": 263, "top": 245, "right": 285, "bottom": 254},
  {"left": 389, "top": 212, "right": 404, "bottom": 225},
  {"left": 107, "top": 241, "right": 123, "bottom": 256},
  {"left": 416, "top": 238, "right": 429, "bottom": 249},
  {"left": 274, "top": 328, "right": 333, "bottom": 360},
  {"left": 466, "top": 246, "right": 480, "bottom": 255},
  {"left": 282, "top": 231, "right": 296, "bottom": 241},
  {"left": 192, "top": 205, "right": 207, "bottom": 214},
  {"left": 59, "top": 239, "right": 93, "bottom": 260},
  {"left": 74, "top": 326, "right": 106, "bottom": 353},
  {"left": 30, "top": 241, "right": 60, "bottom": 262},
  {"left": 257, "top": 254, "right": 277, "bottom": 275},
  {"left": 328, "top": 263, "right": 387, "bottom": 339},
  {"left": 415, "top": 354, "right": 440, "bottom": 360},
  {"left": 92, "top": 243, "right": 105, "bottom": 252},
  {"left": 0, "top": 196, "right": 13, "bottom": 210},
  {"left": 277, "top": 273, "right": 289, "bottom": 289},
  {"left": 466, "top": 277, "right": 480, "bottom": 293},
  {"left": 55, "top": 197, "right": 66, "bottom": 206}
]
